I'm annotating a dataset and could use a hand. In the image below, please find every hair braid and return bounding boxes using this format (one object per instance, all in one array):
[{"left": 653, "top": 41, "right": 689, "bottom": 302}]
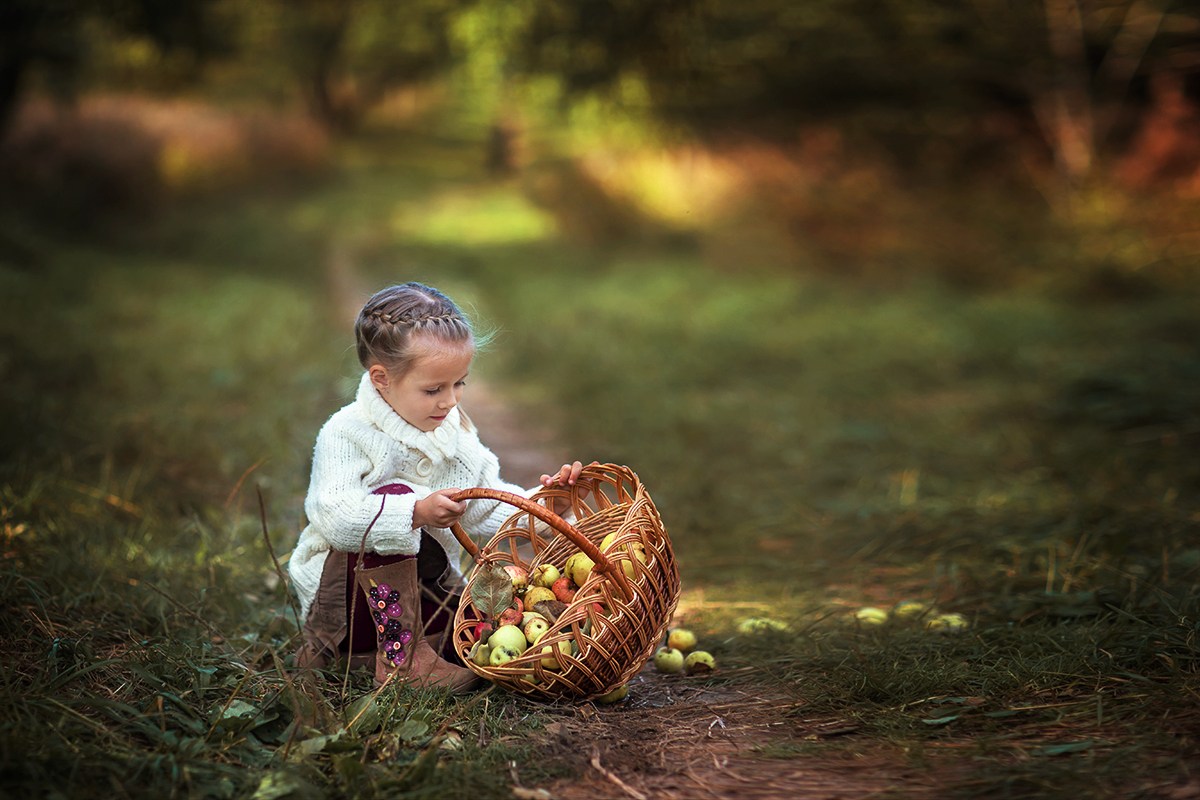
[{"left": 354, "top": 283, "right": 479, "bottom": 375}]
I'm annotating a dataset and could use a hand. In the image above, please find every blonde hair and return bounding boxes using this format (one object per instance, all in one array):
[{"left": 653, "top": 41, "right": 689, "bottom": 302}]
[{"left": 354, "top": 283, "right": 477, "bottom": 376}]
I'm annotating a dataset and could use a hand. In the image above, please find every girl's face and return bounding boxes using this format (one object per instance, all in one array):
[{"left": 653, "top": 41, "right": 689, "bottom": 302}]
[{"left": 369, "top": 335, "right": 474, "bottom": 432}]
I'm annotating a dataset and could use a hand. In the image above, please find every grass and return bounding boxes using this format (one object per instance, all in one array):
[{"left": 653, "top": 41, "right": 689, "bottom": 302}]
[{"left": 1, "top": 121, "right": 1198, "bottom": 798}]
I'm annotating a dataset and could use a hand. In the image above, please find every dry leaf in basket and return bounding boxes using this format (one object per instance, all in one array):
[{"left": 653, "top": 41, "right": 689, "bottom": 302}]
[{"left": 470, "top": 565, "right": 515, "bottom": 621}]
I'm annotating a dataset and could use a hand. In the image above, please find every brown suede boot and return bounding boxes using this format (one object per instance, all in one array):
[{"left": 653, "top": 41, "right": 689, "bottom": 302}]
[{"left": 355, "top": 558, "right": 483, "bottom": 693}]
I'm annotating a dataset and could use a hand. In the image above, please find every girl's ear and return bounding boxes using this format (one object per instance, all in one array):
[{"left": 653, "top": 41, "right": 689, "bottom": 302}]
[{"left": 368, "top": 364, "right": 390, "bottom": 391}]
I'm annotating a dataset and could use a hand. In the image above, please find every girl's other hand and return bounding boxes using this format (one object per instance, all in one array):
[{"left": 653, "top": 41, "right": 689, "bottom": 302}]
[
  {"left": 413, "top": 488, "right": 468, "bottom": 529},
  {"left": 541, "top": 461, "right": 585, "bottom": 489}
]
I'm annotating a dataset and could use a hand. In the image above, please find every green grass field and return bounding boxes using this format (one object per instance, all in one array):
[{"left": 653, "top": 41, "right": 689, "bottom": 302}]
[{"left": 2, "top": 127, "right": 1198, "bottom": 799}]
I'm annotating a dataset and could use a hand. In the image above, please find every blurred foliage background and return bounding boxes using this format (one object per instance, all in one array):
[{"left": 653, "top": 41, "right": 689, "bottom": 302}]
[{"left": 1, "top": 1, "right": 1199, "bottom": 798}]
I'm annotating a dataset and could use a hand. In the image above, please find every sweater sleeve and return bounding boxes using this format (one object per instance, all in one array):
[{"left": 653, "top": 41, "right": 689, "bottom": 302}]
[{"left": 303, "top": 419, "right": 425, "bottom": 556}]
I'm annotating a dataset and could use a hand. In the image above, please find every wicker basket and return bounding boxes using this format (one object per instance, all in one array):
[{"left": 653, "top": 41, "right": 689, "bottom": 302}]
[{"left": 448, "top": 463, "right": 680, "bottom": 701}]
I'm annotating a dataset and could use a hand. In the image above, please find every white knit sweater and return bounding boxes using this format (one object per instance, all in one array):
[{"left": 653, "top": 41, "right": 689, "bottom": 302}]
[{"left": 287, "top": 372, "right": 534, "bottom": 622}]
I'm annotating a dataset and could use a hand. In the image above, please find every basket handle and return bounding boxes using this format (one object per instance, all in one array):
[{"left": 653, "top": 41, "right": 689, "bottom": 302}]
[{"left": 448, "top": 487, "right": 635, "bottom": 601}]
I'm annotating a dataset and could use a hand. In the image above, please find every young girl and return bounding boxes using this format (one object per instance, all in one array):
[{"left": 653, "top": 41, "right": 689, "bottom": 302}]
[{"left": 287, "top": 282, "right": 583, "bottom": 692}]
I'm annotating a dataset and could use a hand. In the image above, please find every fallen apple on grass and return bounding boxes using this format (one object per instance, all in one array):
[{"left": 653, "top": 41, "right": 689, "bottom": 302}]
[
  {"left": 667, "top": 628, "right": 697, "bottom": 653},
  {"left": 654, "top": 646, "right": 684, "bottom": 674},
  {"left": 854, "top": 607, "right": 889, "bottom": 626},
  {"left": 596, "top": 683, "right": 629, "bottom": 704},
  {"left": 684, "top": 651, "right": 716, "bottom": 675}
]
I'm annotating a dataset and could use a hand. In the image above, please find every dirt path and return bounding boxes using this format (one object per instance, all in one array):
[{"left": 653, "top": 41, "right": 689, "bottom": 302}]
[{"left": 325, "top": 245, "right": 952, "bottom": 798}]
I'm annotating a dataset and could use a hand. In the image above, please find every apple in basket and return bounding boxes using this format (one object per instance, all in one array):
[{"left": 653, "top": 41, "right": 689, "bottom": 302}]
[
  {"left": 503, "top": 565, "right": 529, "bottom": 595},
  {"left": 530, "top": 564, "right": 561, "bottom": 588},
  {"left": 565, "top": 552, "right": 595, "bottom": 587},
  {"left": 498, "top": 605, "right": 523, "bottom": 628},
  {"left": 524, "top": 585, "right": 557, "bottom": 609},
  {"left": 552, "top": 575, "right": 576, "bottom": 603},
  {"left": 600, "top": 532, "right": 647, "bottom": 579},
  {"left": 524, "top": 616, "right": 550, "bottom": 645},
  {"left": 488, "top": 625, "right": 528, "bottom": 657}
]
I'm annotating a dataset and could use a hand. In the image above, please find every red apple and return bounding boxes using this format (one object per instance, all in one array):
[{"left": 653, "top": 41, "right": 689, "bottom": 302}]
[
  {"left": 472, "top": 621, "right": 493, "bottom": 642},
  {"left": 551, "top": 575, "right": 576, "bottom": 603},
  {"left": 498, "top": 605, "right": 523, "bottom": 628},
  {"left": 503, "top": 565, "right": 529, "bottom": 595}
]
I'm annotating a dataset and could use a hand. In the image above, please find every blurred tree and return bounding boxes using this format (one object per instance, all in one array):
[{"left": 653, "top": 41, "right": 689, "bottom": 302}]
[
  {"left": 507, "top": 0, "right": 1200, "bottom": 185},
  {"left": 0, "top": 0, "right": 227, "bottom": 138},
  {"left": 275, "top": 0, "right": 471, "bottom": 132}
]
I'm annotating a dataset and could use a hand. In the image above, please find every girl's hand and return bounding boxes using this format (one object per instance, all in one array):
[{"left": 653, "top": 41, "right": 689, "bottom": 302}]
[
  {"left": 413, "top": 488, "right": 468, "bottom": 529},
  {"left": 541, "top": 461, "right": 586, "bottom": 489},
  {"left": 541, "top": 461, "right": 596, "bottom": 515}
]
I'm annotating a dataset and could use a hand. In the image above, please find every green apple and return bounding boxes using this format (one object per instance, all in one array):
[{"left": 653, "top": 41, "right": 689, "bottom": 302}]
[
  {"left": 892, "top": 600, "right": 929, "bottom": 620},
  {"left": 488, "top": 624, "right": 529, "bottom": 655},
  {"left": 565, "top": 552, "right": 595, "bottom": 587},
  {"left": 684, "top": 650, "right": 716, "bottom": 675},
  {"left": 489, "top": 646, "right": 520, "bottom": 667},
  {"left": 471, "top": 642, "right": 492, "bottom": 667},
  {"left": 538, "top": 639, "right": 574, "bottom": 670},
  {"left": 530, "top": 563, "right": 561, "bottom": 588},
  {"left": 854, "top": 607, "right": 889, "bottom": 626},
  {"left": 667, "top": 628, "right": 698, "bottom": 653},
  {"left": 736, "top": 617, "right": 788, "bottom": 634},
  {"left": 524, "top": 616, "right": 550, "bottom": 645},
  {"left": 654, "top": 646, "right": 684, "bottom": 674},
  {"left": 925, "top": 612, "right": 968, "bottom": 633},
  {"left": 596, "top": 683, "right": 629, "bottom": 704}
]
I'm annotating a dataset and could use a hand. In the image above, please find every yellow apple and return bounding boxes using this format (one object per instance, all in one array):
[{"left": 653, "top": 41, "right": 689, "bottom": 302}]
[
  {"left": 524, "top": 617, "right": 550, "bottom": 645},
  {"left": 854, "top": 607, "right": 889, "bottom": 626},
  {"left": 684, "top": 651, "right": 716, "bottom": 675},
  {"left": 596, "top": 683, "right": 629, "bottom": 704},
  {"left": 565, "top": 552, "right": 595, "bottom": 587},
  {"left": 667, "top": 628, "right": 698, "bottom": 653},
  {"left": 523, "top": 586, "right": 557, "bottom": 608},
  {"left": 530, "top": 563, "right": 561, "bottom": 588}
]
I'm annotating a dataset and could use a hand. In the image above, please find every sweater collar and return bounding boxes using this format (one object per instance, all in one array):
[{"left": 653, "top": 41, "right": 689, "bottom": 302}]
[{"left": 356, "top": 372, "right": 461, "bottom": 462}]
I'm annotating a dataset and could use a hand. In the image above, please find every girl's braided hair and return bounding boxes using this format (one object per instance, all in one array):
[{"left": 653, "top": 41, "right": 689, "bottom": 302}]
[{"left": 355, "top": 283, "right": 477, "bottom": 375}]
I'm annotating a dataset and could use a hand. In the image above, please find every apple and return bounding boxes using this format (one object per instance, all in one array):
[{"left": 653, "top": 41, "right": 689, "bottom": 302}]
[
  {"left": 925, "top": 612, "right": 968, "bottom": 633},
  {"left": 530, "top": 564, "right": 561, "bottom": 588},
  {"left": 503, "top": 565, "right": 529, "bottom": 595},
  {"left": 471, "top": 642, "right": 492, "bottom": 667},
  {"left": 498, "top": 605, "right": 523, "bottom": 628},
  {"left": 854, "top": 607, "right": 889, "bottom": 626},
  {"left": 667, "top": 629, "right": 697, "bottom": 653},
  {"left": 521, "top": 611, "right": 547, "bottom": 628},
  {"left": 538, "top": 639, "right": 574, "bottom": 670},
  {"left": 490, "top": 646, "right": 520, "bottom": 667},
  {"left": 684, "top": 651, "right": 716, "bottom": 675},
  {"left": 599, "top": 533, "right": 647, "bottom": 579},
  {"left": 596, "top": 683, "right": 629, "bottom": 704},
  {"left": 472, "top": 621, "right": 493, "bottom": 642},
  {"left": 488, "top": 624, "right": 529, "bottom": 655},
  {"left": 892, "top": 600, "right": 929, "bottom": 620},
  {"left": 565, "top": 552, "right": 595, "bottom": 587},
  {"left": 551, "top": 575, "right": 577, "bottom": 603},
  {"left": 654, "top": 646, "right": 684, "bottom": 674},
  {"left": 524, "top": 586, "right": 557, "bottom": 608},
  {"left": 524, "top": 616, "right": 550, "bottom": 645},
  {"left": 736, "top": 618, "right": 788, "bottom": 634}
]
